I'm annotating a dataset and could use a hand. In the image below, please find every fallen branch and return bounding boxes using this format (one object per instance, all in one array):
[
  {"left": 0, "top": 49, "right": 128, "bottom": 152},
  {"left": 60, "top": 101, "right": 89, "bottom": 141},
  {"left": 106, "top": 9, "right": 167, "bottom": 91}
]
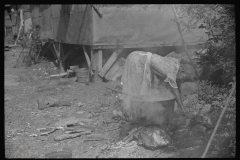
[
  {"left": 54, "top": 130, "right": 92, "bottom": 141},
  {"left": 105, "top": 126, "right": 121, "bottom": 132},
  {"left": 122, "top": 127, "right": 142, "bottom": 143},
  {"left": 201, "top": 81, "right": 236, "bottom": 158},
  {"left": 64, "top": 128, "right": 90, "bottom": 134}
]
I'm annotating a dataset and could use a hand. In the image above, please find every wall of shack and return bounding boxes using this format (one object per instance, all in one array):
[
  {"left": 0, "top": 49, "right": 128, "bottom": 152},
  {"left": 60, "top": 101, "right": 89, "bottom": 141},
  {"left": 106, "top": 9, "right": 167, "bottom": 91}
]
[{"left": 30, "top": 4, "right": 93, "bottom": 45}]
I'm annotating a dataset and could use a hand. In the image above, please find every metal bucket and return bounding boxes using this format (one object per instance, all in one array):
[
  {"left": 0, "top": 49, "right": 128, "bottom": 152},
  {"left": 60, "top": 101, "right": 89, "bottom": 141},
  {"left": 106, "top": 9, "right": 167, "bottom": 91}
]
[
  {"left": 75, "top": 68, "right": 89, "bottom": 83},
  {"left": 126, "top": 99, "right": 176, "bottom": 126}
]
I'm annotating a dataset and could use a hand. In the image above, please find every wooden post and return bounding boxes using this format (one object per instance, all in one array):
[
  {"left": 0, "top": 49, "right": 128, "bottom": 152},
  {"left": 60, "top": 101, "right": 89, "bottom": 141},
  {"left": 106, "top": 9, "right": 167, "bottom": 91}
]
[
  {"left": 51, "top": 42, "right": 65, "bottom": 73},
  {"left": 82, "top": 46, "right": 93, "bottom": 75},
  {"left": 59, "top": 42, "right": 65, "bottom": 73},
  {"left": 89, "top": 48, "right": 94, "bottom": 82},
  {"left": 98, "top": 50, "right": 102, "bottom": 71},
  {"left": 93, "top": 49, "right": 103, "bottom": 83}
]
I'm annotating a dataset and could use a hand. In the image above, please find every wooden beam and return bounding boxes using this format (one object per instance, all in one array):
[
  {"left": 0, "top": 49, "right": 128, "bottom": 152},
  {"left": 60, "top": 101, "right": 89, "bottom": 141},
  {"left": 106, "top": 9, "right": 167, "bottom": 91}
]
[
  {"left": 98, "top": 49, "right": 123, "bottom": 77},
  {"left": 98, "top": 50, "right": 102, "bottom": 71},
  {"left": 59, "top": 42, "right": 65, "bottom": 73},
  {"left": 89, "top": 48, "right": 93, "bottom": 82},
  {"left": 52, "top": 42, "right": 60, "bottom": 60},
  {"left": 41, "top": 41, "right": 52, "bottom": 56},
  {"left": 61, "top": 47, "right": 75, "bottom": 62},
  {"left": 93, "top": 50, "right": 103, "bottom": 83},
  {"left": 48, "top": 42, "right": 58, "bottom": 60},
  {"left": 82, "top": 46, "right": 91, "bottom": 68},
  {"left": 82, "top": 46, "right": 93, "bottom": 75}
]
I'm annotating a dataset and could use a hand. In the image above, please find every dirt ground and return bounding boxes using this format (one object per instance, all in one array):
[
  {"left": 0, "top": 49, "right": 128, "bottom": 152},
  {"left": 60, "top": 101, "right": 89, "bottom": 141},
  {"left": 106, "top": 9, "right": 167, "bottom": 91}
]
[{"left": 5, "top": 46, "right": 214, "bottom": 158}]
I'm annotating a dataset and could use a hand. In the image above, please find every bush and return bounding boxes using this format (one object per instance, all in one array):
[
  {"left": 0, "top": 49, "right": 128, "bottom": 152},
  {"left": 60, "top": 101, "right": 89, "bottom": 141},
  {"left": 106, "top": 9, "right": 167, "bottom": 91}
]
[{"left": 178, "top": 4, "right": 235, "bottom": 85}]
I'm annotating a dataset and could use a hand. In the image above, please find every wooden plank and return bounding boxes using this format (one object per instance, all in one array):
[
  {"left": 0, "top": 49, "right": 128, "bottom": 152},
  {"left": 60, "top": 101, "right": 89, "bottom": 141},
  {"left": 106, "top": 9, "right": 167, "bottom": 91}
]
[
  {"left": 105, "top": 58, "right": 125, "bottom": 81},
  {"left": 98, "top": 49, "right": 123, "bottom": 77}
]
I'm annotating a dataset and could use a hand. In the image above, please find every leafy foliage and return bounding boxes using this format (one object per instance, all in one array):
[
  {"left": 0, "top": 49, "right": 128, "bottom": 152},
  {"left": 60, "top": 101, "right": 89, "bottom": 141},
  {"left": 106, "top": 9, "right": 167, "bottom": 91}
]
[{"left": 177, "top": 4, "right": 235, "bottom": 84}]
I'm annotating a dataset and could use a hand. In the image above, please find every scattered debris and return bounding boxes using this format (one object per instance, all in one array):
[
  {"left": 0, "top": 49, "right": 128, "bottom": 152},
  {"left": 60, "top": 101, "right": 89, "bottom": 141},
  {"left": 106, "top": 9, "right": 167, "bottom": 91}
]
[
  {"left": 29, "top": 134, "right": 38, "bottom": 137},
  {"left": 64, "top": 128, "right": 90, "bottom": 134},
  {"left": 76, "top": 111, "right": 85, "bottom": 114},
  {"left": 38, "top": 128, "right": 57, "bottom": 136},
  {"left": 50, "top": 72, "right": 68, "bottom": 78},
  {"left": 84, "top": 133, "right": 110, "bottom": 142},
  {"left": 37, "top": 97, "right": 72, "bottom": 110},
  {"left": 112, "top": 110, "right": 125, "bottom": 119},
  {"left": 121, "top": 127, "right": 143, "bottom": 144},
  {"left": 55, "top": 117, "right": 81, "bottom": 127},
  {"left": 54, "top": 116, "right": 92, "bottom": 128},
  {"left": 54, "top": 130, "right": 92, "bottom": 141},
  {"left": 77, "top": 102, "right": 83, "bottom": 107},
  {"left": 106, "top": 126, "right": 121, "bottom": 132}
]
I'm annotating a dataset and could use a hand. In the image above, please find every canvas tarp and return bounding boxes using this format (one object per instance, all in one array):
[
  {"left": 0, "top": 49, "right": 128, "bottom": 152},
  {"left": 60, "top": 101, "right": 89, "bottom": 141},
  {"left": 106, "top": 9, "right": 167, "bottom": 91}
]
[
  {"left": 30, "top": 5, "right": 207, "bottom": 47},
  {"left": 92, "top": 5, "right": 207, "bottom": 48},
  {"left": 30, "top": 5, "right": 93, "bottom": 45}
]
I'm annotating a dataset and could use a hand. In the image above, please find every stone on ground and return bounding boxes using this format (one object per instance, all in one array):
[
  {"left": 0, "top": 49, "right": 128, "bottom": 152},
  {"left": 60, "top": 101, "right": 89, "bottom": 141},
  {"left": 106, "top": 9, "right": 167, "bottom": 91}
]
[{"left": 137, "top": 126, "right": 171, "bottom": 149}]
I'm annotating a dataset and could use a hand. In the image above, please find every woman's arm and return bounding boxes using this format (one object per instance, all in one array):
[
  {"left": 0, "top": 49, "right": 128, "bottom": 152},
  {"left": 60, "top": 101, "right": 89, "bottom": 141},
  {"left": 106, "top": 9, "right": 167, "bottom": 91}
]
[
  {"left": 150, "top": 61, "right": 185, "bottom": 112},
  {"left": 170, "top": 87, "right": 185, "bottom": 112}
]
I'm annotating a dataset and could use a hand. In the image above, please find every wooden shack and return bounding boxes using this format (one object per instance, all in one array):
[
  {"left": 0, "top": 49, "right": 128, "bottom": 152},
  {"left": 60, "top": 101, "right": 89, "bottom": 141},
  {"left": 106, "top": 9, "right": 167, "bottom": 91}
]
[{"left": 30, "top": 4, "right": 207, "bottom": 83}]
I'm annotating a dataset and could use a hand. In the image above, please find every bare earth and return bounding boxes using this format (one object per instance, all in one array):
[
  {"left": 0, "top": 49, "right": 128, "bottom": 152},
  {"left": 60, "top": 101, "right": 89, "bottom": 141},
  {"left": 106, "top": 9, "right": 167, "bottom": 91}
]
[{"left": 5, "top": 47, "right": 207, "bottom": 158}]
